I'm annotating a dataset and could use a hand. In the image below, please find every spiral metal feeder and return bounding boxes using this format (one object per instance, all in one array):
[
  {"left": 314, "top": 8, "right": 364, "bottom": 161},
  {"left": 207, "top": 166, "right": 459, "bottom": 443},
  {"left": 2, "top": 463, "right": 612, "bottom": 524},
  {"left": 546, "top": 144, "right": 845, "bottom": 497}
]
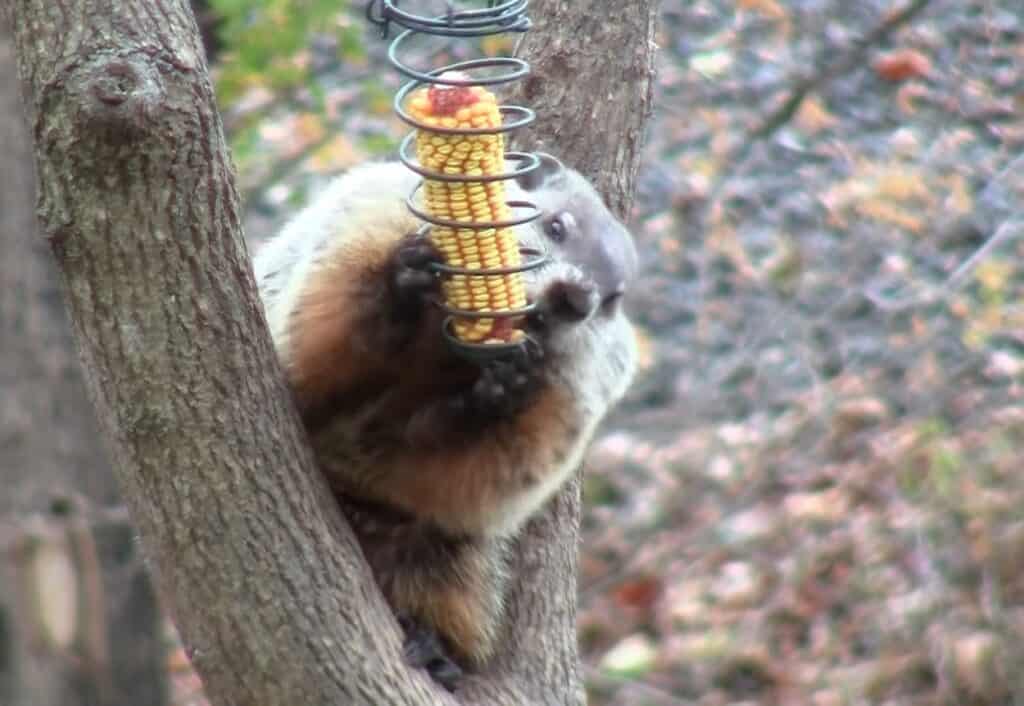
[{"left": 366, "top": 0, "right": 547, "bottom": 362}]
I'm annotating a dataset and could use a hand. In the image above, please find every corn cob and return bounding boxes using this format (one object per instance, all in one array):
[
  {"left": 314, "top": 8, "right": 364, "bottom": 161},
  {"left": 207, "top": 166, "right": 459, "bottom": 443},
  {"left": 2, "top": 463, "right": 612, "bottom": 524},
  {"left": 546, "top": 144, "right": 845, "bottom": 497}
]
[{"left": 407, "top": 78, "right": 526, "bottom": 344}]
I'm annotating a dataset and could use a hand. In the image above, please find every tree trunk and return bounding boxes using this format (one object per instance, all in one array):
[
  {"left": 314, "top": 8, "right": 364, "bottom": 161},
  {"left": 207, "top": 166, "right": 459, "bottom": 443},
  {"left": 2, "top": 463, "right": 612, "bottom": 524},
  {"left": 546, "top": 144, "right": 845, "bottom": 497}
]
[
  {"left": 510, "top": 0, "right": 661, "bottom": 220},
  {"left": 0, "top": 19, "right": 167, "bottom": 706},
  {"left": 6, "top": 0, "right": 659, "bottom": 703},
  {"left": 458, "top": 7, "right": 661, "bottom": 703}
]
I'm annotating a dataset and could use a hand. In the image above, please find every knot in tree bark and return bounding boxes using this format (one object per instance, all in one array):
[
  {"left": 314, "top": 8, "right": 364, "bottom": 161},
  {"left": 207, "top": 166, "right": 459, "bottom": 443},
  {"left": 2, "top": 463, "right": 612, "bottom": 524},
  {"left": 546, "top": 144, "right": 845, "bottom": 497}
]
[{"left": 75, "top": 54, "right": 162, "bottom": 141}]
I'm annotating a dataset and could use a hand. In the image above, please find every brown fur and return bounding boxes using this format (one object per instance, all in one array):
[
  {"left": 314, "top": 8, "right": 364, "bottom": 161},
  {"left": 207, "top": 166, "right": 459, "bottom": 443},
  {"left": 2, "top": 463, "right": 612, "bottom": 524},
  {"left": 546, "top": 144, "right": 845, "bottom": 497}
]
[
  {"left": 393, "top": 542, "right": 505, "bottom": 664},
  {"left": 337, "top": 495, "right": 506, "bottom": 664},
  {"left": 332, "top": 384, "right": 575, "bottom": 535},
  {"left": 284, "top": 231, "right": 563, "bottom": 663},
  {"left": 288, "top": 233, "right": 451, "bottom": 418},
  {"left": 289, "top": 247, "right": 402, "bottom": 410}
]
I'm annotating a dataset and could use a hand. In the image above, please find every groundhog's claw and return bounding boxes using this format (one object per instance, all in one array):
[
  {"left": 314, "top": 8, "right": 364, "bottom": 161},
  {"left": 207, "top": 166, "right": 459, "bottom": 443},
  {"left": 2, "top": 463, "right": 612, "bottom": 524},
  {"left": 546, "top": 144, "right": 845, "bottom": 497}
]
[
  {"left": 464, "top": 349, "right": 541, "bottom": 421},
  {"left": 399, "top": 615, "right": 463, "bottom": 692},
  {"left": 391, "top": 235, "right": 443, "bottom": 316}
]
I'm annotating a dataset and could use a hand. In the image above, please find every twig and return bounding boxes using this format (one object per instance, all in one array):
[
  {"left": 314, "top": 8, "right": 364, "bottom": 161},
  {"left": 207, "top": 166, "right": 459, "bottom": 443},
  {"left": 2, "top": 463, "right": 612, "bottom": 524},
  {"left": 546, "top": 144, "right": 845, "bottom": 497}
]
[
  {"left": 745, "top": 0, "right": 935, "bottom": 143},
  {"left": 704, "top": 0, "right": 936, "bottom": 201},
  {"left": 864, "top": 217, "right": 1023, "bottom": 312}
]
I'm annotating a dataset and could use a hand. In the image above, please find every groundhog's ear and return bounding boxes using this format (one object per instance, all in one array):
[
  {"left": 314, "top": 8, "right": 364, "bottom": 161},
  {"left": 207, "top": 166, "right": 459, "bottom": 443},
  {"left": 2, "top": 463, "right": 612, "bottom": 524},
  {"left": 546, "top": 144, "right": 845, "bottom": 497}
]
[{"left": 516, "top": 152, "right": 565, "bottom": 191}]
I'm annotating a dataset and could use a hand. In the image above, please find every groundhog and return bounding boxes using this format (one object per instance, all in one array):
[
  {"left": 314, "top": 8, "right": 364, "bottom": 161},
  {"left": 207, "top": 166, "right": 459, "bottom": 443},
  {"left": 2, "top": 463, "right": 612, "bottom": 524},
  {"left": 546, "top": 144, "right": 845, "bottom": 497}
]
[{"left": 254, "top": 153, "right": 637, "bottom": 687}]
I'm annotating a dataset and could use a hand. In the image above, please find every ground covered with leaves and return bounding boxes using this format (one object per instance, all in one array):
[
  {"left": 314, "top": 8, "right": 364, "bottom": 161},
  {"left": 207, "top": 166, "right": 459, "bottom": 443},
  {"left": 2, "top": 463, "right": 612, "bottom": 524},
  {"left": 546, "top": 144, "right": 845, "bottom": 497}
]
[
  {"left": 581, "top": 1, "right": 1024, "bottom": 704},
  {"left": 172, "top": 1, "right": 1024, "bottom": 705}
]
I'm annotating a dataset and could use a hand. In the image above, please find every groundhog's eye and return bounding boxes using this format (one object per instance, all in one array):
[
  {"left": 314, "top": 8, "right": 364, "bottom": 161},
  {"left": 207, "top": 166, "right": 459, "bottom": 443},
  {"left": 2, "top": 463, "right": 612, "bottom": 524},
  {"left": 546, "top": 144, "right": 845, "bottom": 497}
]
[{"left": 546, "top": 212, "right": 574, "bottom": 243}]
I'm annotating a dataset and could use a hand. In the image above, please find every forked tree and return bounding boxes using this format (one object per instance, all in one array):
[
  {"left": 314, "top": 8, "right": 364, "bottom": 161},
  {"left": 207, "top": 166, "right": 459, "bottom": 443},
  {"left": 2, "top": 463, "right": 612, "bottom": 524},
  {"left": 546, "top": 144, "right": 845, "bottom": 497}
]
[{"left": 7, "top": 1, "right": 659, "bottom": 703}]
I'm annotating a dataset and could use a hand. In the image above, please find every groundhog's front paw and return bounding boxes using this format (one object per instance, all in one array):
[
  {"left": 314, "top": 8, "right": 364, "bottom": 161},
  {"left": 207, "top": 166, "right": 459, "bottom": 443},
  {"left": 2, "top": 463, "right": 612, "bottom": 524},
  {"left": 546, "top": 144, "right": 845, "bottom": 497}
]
[
  {"left": 399, "top": 615, "right": 462, "bottom": 692},
  {"left": 390, "top": 234, "right": 443, "bottom": 318},
  {"left": 458, "top": 344, "right": 544, "bottom": 422}
]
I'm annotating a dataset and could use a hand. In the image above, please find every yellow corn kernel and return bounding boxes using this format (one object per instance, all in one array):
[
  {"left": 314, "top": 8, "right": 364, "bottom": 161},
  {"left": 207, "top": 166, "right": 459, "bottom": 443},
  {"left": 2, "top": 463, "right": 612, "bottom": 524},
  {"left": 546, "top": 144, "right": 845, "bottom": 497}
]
[{"left": 407, "top": 80, "right": 526, "bottom": 344}]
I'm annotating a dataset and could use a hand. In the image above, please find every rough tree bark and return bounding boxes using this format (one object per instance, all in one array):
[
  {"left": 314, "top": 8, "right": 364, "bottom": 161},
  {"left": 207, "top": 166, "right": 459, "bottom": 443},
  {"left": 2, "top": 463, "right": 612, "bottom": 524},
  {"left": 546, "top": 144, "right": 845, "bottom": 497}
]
[
  {"left": 7, "top": 1, "right": 433, "bottom": 704},
  {"left": 510, "top": 0, "right": 661, "bottom": 221},
  {"left": 0, "top": 19, "right": 166, "bottom": 706},
  {"left": 7, "top": 0, "right": 659, "bottom": 704}
]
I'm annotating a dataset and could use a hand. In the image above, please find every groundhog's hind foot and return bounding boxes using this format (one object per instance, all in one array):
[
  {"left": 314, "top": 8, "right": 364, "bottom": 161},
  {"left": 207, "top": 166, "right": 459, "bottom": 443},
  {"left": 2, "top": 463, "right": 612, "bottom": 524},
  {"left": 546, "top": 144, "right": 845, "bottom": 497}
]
[{"left": 399, "top": 615, "right": 463, "bottom": 692}]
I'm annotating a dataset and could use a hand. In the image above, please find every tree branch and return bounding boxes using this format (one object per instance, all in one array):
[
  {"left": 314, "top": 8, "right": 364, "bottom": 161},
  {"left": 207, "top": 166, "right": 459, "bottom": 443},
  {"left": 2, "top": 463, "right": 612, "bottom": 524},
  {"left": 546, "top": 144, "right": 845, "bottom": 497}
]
[
  {"left": 739, "top": 0, "right": 933, "bottom": 154},
  {"left": 9, "top": 1, "right": 442, "bottom": 704}
]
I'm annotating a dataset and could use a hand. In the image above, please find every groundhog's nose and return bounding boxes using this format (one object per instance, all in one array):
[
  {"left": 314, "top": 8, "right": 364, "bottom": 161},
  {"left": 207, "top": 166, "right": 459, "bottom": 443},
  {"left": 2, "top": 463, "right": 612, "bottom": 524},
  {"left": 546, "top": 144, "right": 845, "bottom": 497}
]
[
  {"left": 548, "top": 280, "right": 600, "bottom": 322},
  {"left": 590, "top": 225, "right": 636, "bottom": 310},
  {"left": 592, "top": 248, "right": 631, "bottom": 315}
]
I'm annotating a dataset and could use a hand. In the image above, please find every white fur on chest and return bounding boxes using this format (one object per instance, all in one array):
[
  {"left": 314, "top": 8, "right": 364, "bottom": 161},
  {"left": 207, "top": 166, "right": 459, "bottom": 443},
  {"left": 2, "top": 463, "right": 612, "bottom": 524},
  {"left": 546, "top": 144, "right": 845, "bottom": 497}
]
[
  {"left": 488, "top": 313, "right": 637, "bottom": 539},
  {"left": 487, "top": 419, "right": 599, "bottom": 538}
]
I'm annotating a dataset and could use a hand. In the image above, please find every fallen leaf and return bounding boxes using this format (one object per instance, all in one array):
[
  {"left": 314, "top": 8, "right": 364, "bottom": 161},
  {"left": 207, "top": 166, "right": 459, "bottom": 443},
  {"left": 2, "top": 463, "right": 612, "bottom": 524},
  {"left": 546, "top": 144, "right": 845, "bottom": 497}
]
[
  {"left": 873, "top": 49, "right": 932, "bottom": 82},
  {"left": 738, "top": 0, "right": 787, "bottom": 21},
  {"left": 796, "top": 96, "right": 838, "bottom": 134},
  {"left": 613, "top": 575, "right": 663, "bottom": 610},
  {"left": 600, "top": 634, "right": 658, "bottom": 676}
]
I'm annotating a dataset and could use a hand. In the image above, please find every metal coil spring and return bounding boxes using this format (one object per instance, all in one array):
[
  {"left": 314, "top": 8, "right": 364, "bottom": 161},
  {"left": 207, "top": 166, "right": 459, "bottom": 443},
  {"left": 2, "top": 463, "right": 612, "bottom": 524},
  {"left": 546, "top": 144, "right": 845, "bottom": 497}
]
[{"left": 366, "top": 0, "right": 547, "bottom": 362}]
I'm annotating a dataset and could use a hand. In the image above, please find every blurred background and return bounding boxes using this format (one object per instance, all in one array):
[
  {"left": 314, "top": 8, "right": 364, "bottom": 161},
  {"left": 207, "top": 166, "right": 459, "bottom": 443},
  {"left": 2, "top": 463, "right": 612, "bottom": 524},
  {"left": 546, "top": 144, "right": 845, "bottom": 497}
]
[{"left": 3, "top": 1, "right": 1023, "bottom": 705}]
